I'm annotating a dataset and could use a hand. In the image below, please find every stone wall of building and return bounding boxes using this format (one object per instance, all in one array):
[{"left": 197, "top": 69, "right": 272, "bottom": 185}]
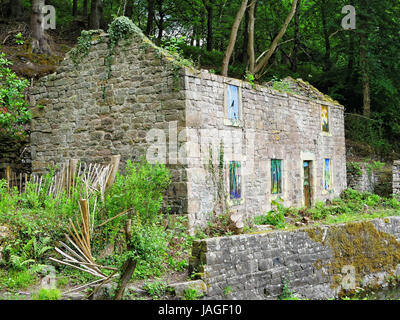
[
  {"left": 29, "top": 24, "right": 347, "bottom": 228},
  {"left": 190, "top": 217, "right": 400, "bottom": 300},
  {"left": 183, "top": 69, "right": 347, "bottom": 229},
  {"left": 29, "top": 28, "right": 189, "bottom": 214},
  {"left": 393, "top": 161, "right": 400, "bottom": 199},
  {"left": 0, "top": 135, "right": 31, "bottom": 180}
]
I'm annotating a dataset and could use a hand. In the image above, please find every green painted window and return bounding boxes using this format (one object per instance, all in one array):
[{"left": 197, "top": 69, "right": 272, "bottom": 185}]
[{"left": 271, "top": 159, "right": 282, "bottom": 194}]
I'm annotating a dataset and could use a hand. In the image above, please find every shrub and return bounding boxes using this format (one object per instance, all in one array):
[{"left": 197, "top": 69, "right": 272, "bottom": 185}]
[
  {"left": 254, "top": 199, "right": 287, "bottom": 229},
  {"left": 103, "top": 160, "right": 171, "bottom": 225},
  {"left": 0, "top": 53, "right": 31, "bottom": 138}
]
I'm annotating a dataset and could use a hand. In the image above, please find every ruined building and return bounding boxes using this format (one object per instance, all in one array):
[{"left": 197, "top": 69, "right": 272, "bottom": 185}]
[{"left": 29, "top": 23, "right": 347, "bottom": 229}]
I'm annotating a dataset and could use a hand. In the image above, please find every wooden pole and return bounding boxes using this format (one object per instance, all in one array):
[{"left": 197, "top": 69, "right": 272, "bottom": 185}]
[
  {"left": 69, "top": 159, "right": 79, "bottom": 195},
  {"left": 5, "top": 166, "right": 11, "bottom": 190},
  {"left": 106, "top": 155, "right": 120, "bottom": 191}
]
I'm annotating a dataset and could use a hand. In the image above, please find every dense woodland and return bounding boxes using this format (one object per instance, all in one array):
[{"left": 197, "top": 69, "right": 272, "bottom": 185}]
[{"left": 1, "top": 0, "right": 400, "bottom": 159}]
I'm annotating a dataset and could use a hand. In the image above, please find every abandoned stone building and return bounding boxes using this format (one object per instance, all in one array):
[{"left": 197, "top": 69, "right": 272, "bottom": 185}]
[{"left": 28, "top": 24, "right": 347, "bottom": 230}]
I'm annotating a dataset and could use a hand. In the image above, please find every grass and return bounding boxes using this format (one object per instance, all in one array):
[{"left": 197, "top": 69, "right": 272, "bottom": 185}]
[
  {"left": 0, "top": 269, "right": 37, "bottom": 290},
  {"left": 253, "top": 189, "right": 400, "bottom": 231}
]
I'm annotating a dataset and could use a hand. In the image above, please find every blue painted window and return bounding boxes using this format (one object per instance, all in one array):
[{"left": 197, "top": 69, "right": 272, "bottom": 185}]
[{"left": 227, "top": 85, "right": 239, "bottom": 121}]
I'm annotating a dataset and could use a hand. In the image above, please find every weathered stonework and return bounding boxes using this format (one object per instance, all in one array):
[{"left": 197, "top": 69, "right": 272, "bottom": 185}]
[
  {"left": 393, "top": 161, "right": 400, "bottom": 199},
  {"left": 30, "top": 24, "right": 347, "bottom": 229},
  {"left": 184, "top": 69, "right": 346, "bottom": 229},
  {"left": 190, "top": 217, "right": 400, "bottom": 300},
  {"left": 347, "top": 162, "right": 375, "bottom": 194},
  {"left": 0, "top": 135, "right": 31, "bottom": 179}
]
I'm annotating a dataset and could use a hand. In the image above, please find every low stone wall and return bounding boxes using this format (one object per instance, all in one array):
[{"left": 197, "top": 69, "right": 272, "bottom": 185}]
[
  {"left": 393, "top": 161, "right": 400, "bottom": 199},
  {"left": 347, "top": 162, "right": 392, "bottom": 197},
  {"left": 190, "top": 217, "right": 400, "bottom": 300},
  {"left": 347, "top": 162, "right": 375, "bottom": 193}
]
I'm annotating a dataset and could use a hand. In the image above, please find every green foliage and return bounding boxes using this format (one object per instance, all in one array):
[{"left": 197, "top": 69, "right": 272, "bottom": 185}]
[
  {"left": 345, "top": 114, "right": 392, "bottom": 157},
  {"left": 254, "top": 199, "right": 287, "bottom": 229},
  {"left": 103, "top": 160, "right": 171, "bottom": 226},
  {"left": 0, "top": 269, "right": 37, "bottom": 290},
  {"left": 143, "top": 279, "right": 168, "bottom": 299},
  {"left": 245, "top": 72, "right": 255, "bottom": 88},
  {"left": 32, "top": 288, "right": 62, "bottom": 300},
  {"left": 0, "top": 53, "right": 31, "bottom": 138},
  {"left": 70, "top": 30, "right": 98, "bottom": 65},
  {"left": 347, "top": 162, "right": 362, "bottom": 176},
  {"left": 278, "top": 278, "right": 299, "bottom": 300},
  {"left": 161, "top": 36, "right": 186, "bottom": 57},
  {"left": 15, "top": 33, "right": 24, "bottom": 45},
  {"left": 183, "top": 287, "right": 203, "bottom": 300}
]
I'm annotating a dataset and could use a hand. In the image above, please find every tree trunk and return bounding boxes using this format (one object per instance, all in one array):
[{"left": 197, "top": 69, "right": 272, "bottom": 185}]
[
  {"left": 90, "top": 0, "right": 103, "bottom": 30},
  {"left": 247, "top": 0, "right": 257, "bottom": 73},
  {"left": 30, "top": 0, "right": 51, "bottom": 54},
  {"left": 321, "top": 0, "right": 331, "bottom": 71},
  {"left": 221, "top": 0, "right": 249, "bottom": 76},
  {"left": 291, "top": 0, "right": 301, "bottom": 72},
  {"left": 240, "top": 3, "right": 249, "bottom": 64},
  {"left": 203, "top": 0, "right": 214, "bottom": 51},
  {"left": 10, "top": 0, "right": 22, "bottom": 18},
  {"left": 72, "top": 0, "right": 78, "bottom": 16},
  {"left": 254, "top": 0, "right": 299, "bottom": 79},
  {"left": 146, "top": 0, "right": 155, "bottom": 36},
  {"left": 83, "top": 0, "right": 88, "bottom": 17},
  {"left": 360, "top": 34, "right": 371, "bottom": 118},
  {"left": 113, "top": 219, "right": 137, "bottom": 300},
  {"left": 156, "top": 0, "right": 164, "bottom": 40},
  {"left": 125, "top": 0, "right": 133, "bottom": 18}
]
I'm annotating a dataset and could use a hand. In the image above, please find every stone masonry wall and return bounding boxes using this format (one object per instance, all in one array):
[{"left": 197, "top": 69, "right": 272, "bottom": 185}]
[
  {"left": 393, "top": 161, "right": 400, "bottom": 199},
  {"left": 190, "top": 217, "right": 400, "bottom": 300},
  {"left": 0, "top": 135, "right": 31, "bottom": 179},
  {"left": 183, "top": 69, "right": 347, "bottom": 229},
  {"left": 347, "top": 163, "right": 375, "bottom": 194},
  {"left": 29, "top": 28, "right": 188, "bottom": 214}
]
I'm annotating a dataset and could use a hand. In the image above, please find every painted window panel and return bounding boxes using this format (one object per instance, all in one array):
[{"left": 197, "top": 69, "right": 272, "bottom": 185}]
[
  {"left": 271, "top": 159, "right": 283, "bottom": 194},
  {"left": 324, "top": 158, "right": 332, "bottom": 190},
  {"left": 229, "top": 161, "right": 242, "bottom": 200},
  {"left": 321, "top": 105, "right": 329, "bottom": 132},
  {"left": 227, "top": 85, "right": 239, "bottom": 121}
]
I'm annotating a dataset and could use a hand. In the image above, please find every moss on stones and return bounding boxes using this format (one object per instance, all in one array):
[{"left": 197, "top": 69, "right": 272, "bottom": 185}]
[{"left": 307, "top": 221, "right": 400, "bottom": 291}]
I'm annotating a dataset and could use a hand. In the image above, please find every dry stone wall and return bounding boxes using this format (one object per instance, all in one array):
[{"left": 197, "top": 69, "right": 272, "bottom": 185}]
[
  {"left": 393, "top": 161, "right": 400, "bottom": 199},
  {"left": 190, "top": 217, "right": 400, "bottom": 300}
]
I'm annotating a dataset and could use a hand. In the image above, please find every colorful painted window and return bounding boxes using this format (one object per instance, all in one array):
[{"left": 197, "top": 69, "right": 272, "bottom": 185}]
[
  {"left": 227, "top": 85, "right": 239, "bottom": 121},
  {"left": 271, "top": 159, "right": 283, "bottom": 194},
  {"left": 324, "top": 158, "right": 332, "bottom": 190},
  {"left": 229, "top": 161, "right": 241, "bottom": 200},
  {"left": 321, "top": 105, "right": 329, "bottom": 132}
]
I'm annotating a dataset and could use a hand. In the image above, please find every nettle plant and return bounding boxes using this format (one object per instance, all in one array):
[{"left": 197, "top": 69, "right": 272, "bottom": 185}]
[{"left": 0, "top": 53, "right": 31, "bottom": 139}]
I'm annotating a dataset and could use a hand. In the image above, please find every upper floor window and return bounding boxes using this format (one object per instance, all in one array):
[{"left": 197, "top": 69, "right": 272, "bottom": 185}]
[
  {"left": 321, "top": 105, "right": 329, "bottom": 133},
  {"left": 224, "top": 83, "right": 242, "bottom": 126}
]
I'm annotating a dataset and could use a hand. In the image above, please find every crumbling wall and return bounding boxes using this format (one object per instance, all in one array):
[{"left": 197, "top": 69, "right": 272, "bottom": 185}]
[{"left": 29, "top": 28, "right": 189, "bottom": 214}]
